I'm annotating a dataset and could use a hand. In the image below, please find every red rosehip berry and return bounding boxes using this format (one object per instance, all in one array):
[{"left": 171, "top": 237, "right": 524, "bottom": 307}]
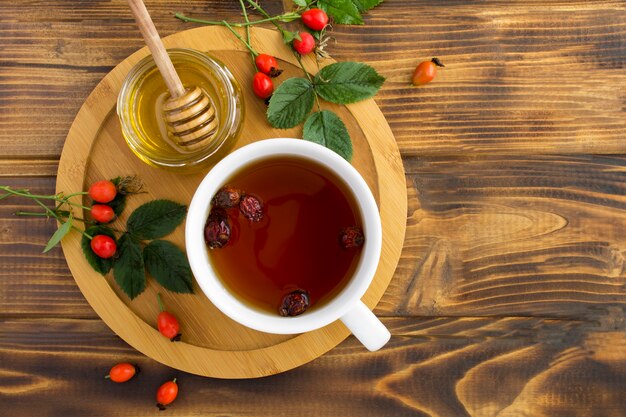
[
  {"left": 105, "top": 363, "right": 137, "bottom": 383},
  {"left": 90, "top": 234, "right": 117, "bottom": 259},
  {"left": 156, "top": 378, "right": 178, "bottom": 410},
  {"left": 213, "top": 186, "right": 242, "bottom": 209},
  {"left": 255, "top": 54, "right": 282, "bottom": 78},
  {"left": 204, "top": 209, "right": 231, "bottom": 249},
  {"left": 252, "top": 72, "right": 274, "bottom": 99},
  {"left": 292, "top": 32, "right": 315, "bottom": 55},
  {"left": 339, "top": 226, "right": 365, "bottom": 249},
  {"left": 91, "top": 204, "right": 115, "bottom": 223},
  {"left": 412, "top": 57, "right": 445, "bottom": 86},
  {"left": 88, "top": 180, "right": 117, "bottom": 203},
  {"left": 279, "top": 290, "right": 310, "bottom": 317},
  {"left": 239, "top": 195, "right": 263, "bottom": 222},
  {"left": 157, "top": 293, "right": 181, "bottom": 342},
  {"left": 301, "top": 8, "right": 329, "bottom": 31}
]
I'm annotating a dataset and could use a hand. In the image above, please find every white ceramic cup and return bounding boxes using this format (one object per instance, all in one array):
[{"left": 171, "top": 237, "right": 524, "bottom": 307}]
[{"left": 185, "top": 138, "right": 390, "bottom": 351}]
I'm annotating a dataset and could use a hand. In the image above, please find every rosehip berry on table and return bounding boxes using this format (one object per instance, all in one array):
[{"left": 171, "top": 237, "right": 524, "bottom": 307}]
[
  {"left": 157, "top": 293, "right": 181, "bottom": 342},
  {"left": 91, "top": 204, "right": 115, "bottom": 223},
  {"left": 339, "top": 226, "right": 365, "bottom": 249},
  {"left": 412, "top": 57, "right": 445, "bottom": 86},
  {"left": 156, "top": 378, "right": 179, "bottom": 410},
  {"left": 301, "top": 8, "right": 329, "bottom": 31},
  {"left": 292, "top": 32, "right": 316, "bottom": 55},
  {"left": 204, "top": 209, "right": 231, "bottom": 249},
  {"left": 88, "top": 180, "right": 117, "bottom": 203},
  {"left": 212, "top": 186, "right": 242, "bottom": 209},
  {"left": 239, "top": 194, "right": 263, "bottom": 222},
  {"left": 252, "top": 72, "right": 274, "bottom": 99},
  {"left": 255, "top": 54, "right": 282, "bottom": 78},
  {"left": 90, "top": 234, "right": 117, "bottom": 259},
  {"left": 279, "top": 290, "right": 310, "bottom": 317},
  {"left": 105, "top": 363, "right": 137, "bottom": 383}
]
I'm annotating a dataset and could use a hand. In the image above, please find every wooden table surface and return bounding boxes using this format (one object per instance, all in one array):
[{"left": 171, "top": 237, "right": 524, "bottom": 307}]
[{"left": 2, "top": 1, "right": 626, "bottom": 415}]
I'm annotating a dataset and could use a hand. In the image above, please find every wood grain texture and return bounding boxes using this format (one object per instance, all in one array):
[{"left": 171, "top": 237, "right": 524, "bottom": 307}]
[
  {"left": 380, "top": 154, "right": 626, "bottom": 319},
  {"left": 1, "top": 317, "right": 625, "bottom": 417},
  {"left": 1, "top": 1, "right": 625, "bottom": 157}
]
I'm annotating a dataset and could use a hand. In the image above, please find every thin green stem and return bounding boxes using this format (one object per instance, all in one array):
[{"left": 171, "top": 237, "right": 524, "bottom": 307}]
[
  {"left": 14, "top": 211, "right": 50, "bottom": 217},
  {"left": 31, "top": 197, "right": 59, "bottom": 219},
  {"left": 15, "top": 210, "right": 93, "bottom": 226},
  {"left": 157, "top": 292, "right": 165, "bottom": 312},
  {"left": 0, "top": 186, "right": 90, "bottom": 210},
  {"left": 222, "top": 20, "right": 258, "bottom": 56},
  {"left": 73, "top": 225, "right": 93, "bottom": 240},
  {"left": 64, "top": 191, "right": 89, "bottom": 199},
  {"left": 175, "top": 13, "right": 240, "bottom": 26},
  {"left": 238, "top": 0, "right": 257, "bottom": 70},
  {"left": 175, "top": 13, "right": 293, "bottom": 27},
  {"left": 295, "top": 53, "right": 322, "bottom": 111}
]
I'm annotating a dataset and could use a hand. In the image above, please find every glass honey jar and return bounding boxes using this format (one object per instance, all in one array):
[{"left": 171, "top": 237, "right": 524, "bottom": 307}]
[{"left": 117, "top": 48, "right": 243, "bottom": 172}]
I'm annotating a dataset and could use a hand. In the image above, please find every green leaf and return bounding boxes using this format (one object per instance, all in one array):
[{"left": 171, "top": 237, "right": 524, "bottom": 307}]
[
  {"left": 113, "top": 234, "right": 146, "bottom": 300},
  {"left": 267, "top": 78, "right": 315, "bottom": 129},
  {"left": 318, "top": 0, "right": 363, "bottom": 25},
  {"left": 351, "top": 0, "right": 383, "bottom": 12},
  {"left": 303, "top": 110, "right": 353, "bottom": 161},
  {"left": 81, "top": 226, "right": 116, "bottom": 275},
  {"left": 292, "top": 0, "right": 307, "bottom": 6},
  {"left": 43, "top": 214, "right": 73, "bottom": 253},
  {"left": 314, "top": 62, "right": 385, "bottom": 104},
  {"left": 126, "top": 199, "right": 187, "bottom": 240},
  {"left": 281, "top": 29, "right": 298, "bottom": 44},
  {"left": 143, "top": 240, "right": 194, "bottom": 294}
]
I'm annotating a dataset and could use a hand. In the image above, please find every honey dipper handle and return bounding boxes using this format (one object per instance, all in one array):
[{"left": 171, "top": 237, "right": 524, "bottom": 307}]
[{"left": 126, "top": 0, "right": 186, "bottom": 98}]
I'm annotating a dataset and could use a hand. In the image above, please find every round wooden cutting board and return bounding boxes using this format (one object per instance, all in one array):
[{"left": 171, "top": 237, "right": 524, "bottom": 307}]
[{"left": 57, "top": 26, "right": 406, "bottom": 378}]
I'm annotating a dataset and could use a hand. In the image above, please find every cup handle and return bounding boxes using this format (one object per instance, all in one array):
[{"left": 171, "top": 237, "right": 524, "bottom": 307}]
[{"left": 339, "top": 300, "right": 390, "bottom": 351}]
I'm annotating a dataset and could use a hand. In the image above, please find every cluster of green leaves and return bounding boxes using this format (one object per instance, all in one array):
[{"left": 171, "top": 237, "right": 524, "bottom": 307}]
[
  {"left": 82, "top": 200, "right": 193, "bottom": 300},
  {"left": 267, "top": 61, "right": 384, "bottom": 160},
  {"left": 293, "top": 0, "right": 382, "bottom": 24}
]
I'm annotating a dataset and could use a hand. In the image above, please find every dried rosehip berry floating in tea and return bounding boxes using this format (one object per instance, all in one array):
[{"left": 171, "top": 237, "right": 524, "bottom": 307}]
[
  {"left": 239, "top": 194, "right": 263, "bottom": 222},
  {"left": 339, "top": 226, "right": 365, "bottom": 249},
  {"left": 207, "top": 157, "right": 365, "bottom": 315},
  {"left": 204, "top": 209, "right": 231, "bottom": 249},
  {"left": 213, "top": 186, "right": 241, "bottom": 209},
  {"left": 279, "top": 290, "right": 310, "bottom": 317}
]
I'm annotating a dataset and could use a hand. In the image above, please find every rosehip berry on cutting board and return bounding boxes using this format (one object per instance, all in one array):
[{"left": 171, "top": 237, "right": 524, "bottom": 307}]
[
  {"left": 252, "top": 72, "right": 274, "bottom": 99},
  {"left": 157, "top": 293, "right": 181, "bottom": 341},
  {"left": 88, "top": 180, "right": 117, "bottom": 203},
  {"left": 90, "top": 234, "right": 117, "bottom": 259},
  {"left": 255, "top": 54, "right": 282, "bottom": 77},
  {"left": 91, "top": 204, "right": 115, "bottom": 223}
]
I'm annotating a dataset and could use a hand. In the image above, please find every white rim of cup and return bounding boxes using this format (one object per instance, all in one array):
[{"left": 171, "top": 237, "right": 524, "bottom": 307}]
[{"left": 185, "top": 138, "right": 383, "bottom": 334}]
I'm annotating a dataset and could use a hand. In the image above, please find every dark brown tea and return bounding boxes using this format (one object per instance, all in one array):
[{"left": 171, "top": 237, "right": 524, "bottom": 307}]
[{"left": 207, "top": 156, "right": 364, "bottom": 315}]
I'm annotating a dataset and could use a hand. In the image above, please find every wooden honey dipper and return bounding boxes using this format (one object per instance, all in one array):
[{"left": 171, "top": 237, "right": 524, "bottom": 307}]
[{"left": 127, "top": 0, "right": 218, "bottom": 151}]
